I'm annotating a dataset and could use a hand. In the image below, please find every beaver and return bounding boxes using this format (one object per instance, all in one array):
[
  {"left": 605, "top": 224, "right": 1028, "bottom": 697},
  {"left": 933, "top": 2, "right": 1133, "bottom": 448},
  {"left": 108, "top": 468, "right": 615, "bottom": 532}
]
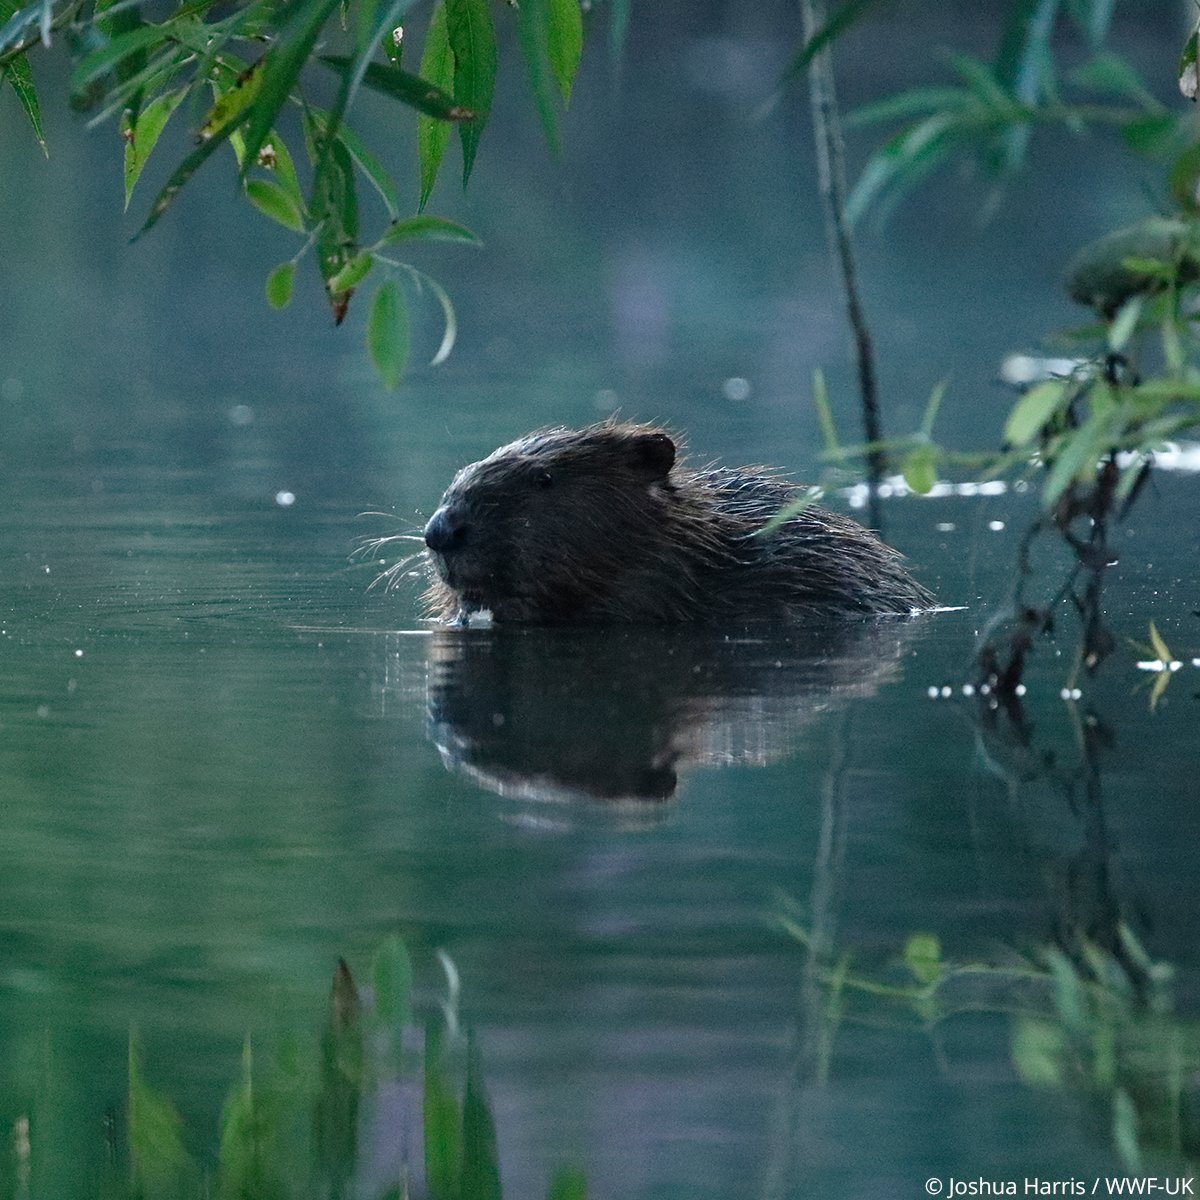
[{"left": 422, "top": 421, "right": 934, "bottom": 624}]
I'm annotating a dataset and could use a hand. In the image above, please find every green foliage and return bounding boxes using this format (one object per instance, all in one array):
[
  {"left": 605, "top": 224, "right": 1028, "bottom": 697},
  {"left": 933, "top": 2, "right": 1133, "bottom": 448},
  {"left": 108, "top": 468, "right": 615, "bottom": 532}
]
[
  {"left": 832, "top": 2, "right": 1177, "bottom": 223},
  {"left": 368, "top": 278, "right": 410, "bottom": 390},
  {"left": 424, "top": 1025, "right": 463, "bottom": 1200},
  {"left": 461, "top": 1033, "right": 503, "bottom": 1200},
  {"left": 128, "top": 1031, "right": 197, "bottom": 1197},
  {"left": 777, "top": 905, "right": 1200, "bottom": 1172},
  {"left": 782, "top": 0, "right": 886, "bottom": 80},
  {"left": 546, "top": 1165, "right": 588, "bottom": 1200},
  {"left": 0, "top": 0, "right": 46, "bottom": 152},
  {"left": 418, "top": 1, "right": 455, "bottom": 208},
  {"left": 4, "top": 0, "right": 588, "bottom": 388},
  {"left": 123, "top": 87, "right": 186, "bottom": 207},
  {"left": 516, "top": 0, "right": 563, "bottom": 156},
  {"left": 372, "top": 933, "right": 414, "bottom": 1026},
  {"left": 59, "top": 941, "right": 587, "bottom": 1199},
  {"left": 795, "top": 7, "right": 1200, "bottom": 533},
  {"left": 445, "top": 0, "right": 496, "bottom": 185}
]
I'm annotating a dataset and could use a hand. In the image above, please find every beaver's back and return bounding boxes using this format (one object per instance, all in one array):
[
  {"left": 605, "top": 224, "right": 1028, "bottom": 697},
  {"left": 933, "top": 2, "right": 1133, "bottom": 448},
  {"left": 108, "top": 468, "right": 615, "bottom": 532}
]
[{"left": 671, "top": 467, "right": 934, "bottom": 619}]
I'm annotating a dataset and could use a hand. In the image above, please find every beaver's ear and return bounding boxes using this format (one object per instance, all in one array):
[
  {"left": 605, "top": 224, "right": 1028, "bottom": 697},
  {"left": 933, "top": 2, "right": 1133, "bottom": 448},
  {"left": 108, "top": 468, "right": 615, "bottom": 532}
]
[{"left": 628, "top": 431, "right": 675, "bottom": 480}]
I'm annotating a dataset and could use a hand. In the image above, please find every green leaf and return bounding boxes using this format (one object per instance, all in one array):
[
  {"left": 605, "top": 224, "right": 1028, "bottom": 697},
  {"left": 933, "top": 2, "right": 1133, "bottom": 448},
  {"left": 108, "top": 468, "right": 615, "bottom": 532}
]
[
  {"left": 901, "top": 443, "right": 938, "bottom": 495},
  {"left": 1042, "top": 408, "right": 1112, "bottom": 509},
  {"left": 1003, "top": 379, "right": 1067, "bottom": 447},
  {"left": 1011, "top": 1018, "right": 1066, "bottom": 1087},
  {"left": 516, "top": 0, "right": 560, "bottom": 156},
  {"left": 919, "top": 377, "right": 949, "bottom": 440},
  {"left": 71, "top": 24, "right": 165, "bottom": 93},
  {"left": 1070, "top": 51, "right": 1155, "bottom": 106},
  {"left": 317, "top": 0, "right": 415, "bottom": 183},
  {"left": 995, "top": 0, "right": 1057, "bottom": 105},
  {"left": 311, "top": 107, "right": 400, "bottom": 218},
  {"left": 424, "top": 1026, "right": 460, "bottom": 1200},
  {"left": 1118, "top": 113, "right": 1178, "bottom": 156},
  {"left": 368, "top": 279, "right": 409, "bottom": 389},
  {"left": 321, "top": 56, "right": 474, "bottom": 120},
  {"left": 3, "top": 50, "right": 45, "bottom": 153},
  {"left": 1113, "top": 1089, "right": 1143, "bottom": 1174},
  {"left": 547, "top": 1166, "right": 588, "bottom": 1200},
  {"left": 418, "top": 1, "right": 453, "bottom": 208},
  {"left": 218, "top": 1038, "right": 286, "bottom": 1200},
  {"left": 372, "top": 935, "right": 413, "bottom": 1026},
  {"left": 947, "top": 52, "right": 1020, "bottom": 114},
  {"left": 266, "top": 262, "right": 296, "bottom": 308},
  {"left": 846, "top": 86, "right": 972, "bottom": 129},
  {"left": 84, "top": 42, "right": 190, "bottom": 131},
  {"left": 242, "top": 0, "right": 344, "bottom": 174},
  {"left": 461, "top": 1033, "right": 502, "bottom": 1200},
  {"left": 263, "top": 131, "right": 305, "bottom": 214},
  {"left": 1107, "top": 293, "right": 1144, "bottom": 353},
  {"left": 378, "top": 215, "right": 480, "bottom": 246},
  {"left": 327, "top": 249, "right": 373, "bottom": 292},
  {"left": 445, "top": 0, "right": 496, "bottom": 185},
  {"left": 128, "top": 1032, "right": 195, "bottom": 1195},
  {"left": 1169, "top": 142, "right": 1200, "bottom": 214},
  {"left": 124, "top": 87, "right": 185, "bottom": 207},
  {"left": 903, "top": 933, "right": 942, "bottom": 985},
  {"left": 199, "top": 59, "right": 264, "bottom": 141},
  {"left": 312, "top": 133, "right": 360, "bottom": 322},
  {"left": 545, "top": 0, "right": 581, "bottom": 104},
  {"left": 135, "top": 106, "right": 253, "bottom": 238},
  {"left": 246, "top": 177, "right": 307, "bottom": 231},
  {"left": 846, "top": 111, "right": 964, "bottom": 225},
  {"left": 810, "top": 367, "right": 845, "bottom": 460},
  {"left": 782, "top": 0, "right": 885, "bottom": 79}
]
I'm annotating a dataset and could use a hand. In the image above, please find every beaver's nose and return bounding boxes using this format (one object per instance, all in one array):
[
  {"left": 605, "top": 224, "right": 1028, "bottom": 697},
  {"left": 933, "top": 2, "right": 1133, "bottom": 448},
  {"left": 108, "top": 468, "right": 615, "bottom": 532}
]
[{"left": 424, "top": 505, "right": 469, "bottom": 553}]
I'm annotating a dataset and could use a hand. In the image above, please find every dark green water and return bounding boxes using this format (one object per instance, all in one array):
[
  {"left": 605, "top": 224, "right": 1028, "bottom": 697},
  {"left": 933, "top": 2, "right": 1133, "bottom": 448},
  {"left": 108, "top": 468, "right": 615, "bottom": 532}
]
[{"left": 2, "top": 2, "right": 1199, "bottom": 1195}]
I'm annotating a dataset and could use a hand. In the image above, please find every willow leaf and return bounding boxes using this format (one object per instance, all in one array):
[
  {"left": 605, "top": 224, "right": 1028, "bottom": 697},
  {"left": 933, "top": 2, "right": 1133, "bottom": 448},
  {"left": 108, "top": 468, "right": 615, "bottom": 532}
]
[
  {"left": 241, "top": 0, "right": 342, "bottom": 173},
  {"left": 321, "top": 55, "right": 472, "bottom": 120},
  {"left": 368, "top": 279, "right": 409, "bottom": 389},
  {"left": 71, "top": 24, "right": 166, "bottom": 92},
  {"left": 3, "top": 51, "right": 45, "bottom": 153},
  {"left": 545, "top": 0, "right": 581, "bottom": 103},
  {"left": 445, "top": 0, "right": 495, "bottom": 184},
  {"left": 515, "top": 0, "right": 559, "bottom": 156},
  {"left": 246, "top": 177, "right": 306, "bottom": 231},
  {"left": 135, "top": 107, "right": 251, "bottom": 239},
  {"left": 124, "top": 86, "right": 185, "bottom": 206},
  {"left": 377, "top": 214, "right": 479, "bottom": 246}
]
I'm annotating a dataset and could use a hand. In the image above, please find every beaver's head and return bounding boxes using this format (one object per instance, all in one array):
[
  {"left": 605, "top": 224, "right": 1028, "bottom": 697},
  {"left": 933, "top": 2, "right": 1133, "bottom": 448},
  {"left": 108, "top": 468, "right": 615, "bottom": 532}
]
[{"left": 424, "top": 422, "right": 678, "bottom": 623}]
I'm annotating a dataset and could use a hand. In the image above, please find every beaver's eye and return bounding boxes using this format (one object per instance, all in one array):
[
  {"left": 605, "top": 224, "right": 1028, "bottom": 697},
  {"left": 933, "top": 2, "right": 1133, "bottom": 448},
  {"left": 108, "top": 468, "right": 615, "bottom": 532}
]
[{"left": 534, "top": 470, "right": 554, "bottom": 489}]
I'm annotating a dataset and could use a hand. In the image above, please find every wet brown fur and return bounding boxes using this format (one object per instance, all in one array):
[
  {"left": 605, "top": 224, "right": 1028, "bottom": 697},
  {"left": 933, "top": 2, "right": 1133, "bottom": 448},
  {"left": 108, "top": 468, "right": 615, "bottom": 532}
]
[{"left": 423, "top": 421, "right": 934, "bottom": 624}]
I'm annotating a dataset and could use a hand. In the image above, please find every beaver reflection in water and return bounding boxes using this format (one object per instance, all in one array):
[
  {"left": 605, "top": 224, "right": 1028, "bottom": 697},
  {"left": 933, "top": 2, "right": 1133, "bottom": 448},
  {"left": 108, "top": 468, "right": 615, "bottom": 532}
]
[{"left": 423, "top": 421, "right": 934, "bottom": 625}]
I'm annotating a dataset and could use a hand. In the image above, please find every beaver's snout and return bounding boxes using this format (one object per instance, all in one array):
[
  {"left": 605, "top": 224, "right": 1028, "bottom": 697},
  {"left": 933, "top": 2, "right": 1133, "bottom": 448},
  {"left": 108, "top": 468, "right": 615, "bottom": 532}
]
[{"left": 424, "top": 505, "right": 470, "bottom": 554}]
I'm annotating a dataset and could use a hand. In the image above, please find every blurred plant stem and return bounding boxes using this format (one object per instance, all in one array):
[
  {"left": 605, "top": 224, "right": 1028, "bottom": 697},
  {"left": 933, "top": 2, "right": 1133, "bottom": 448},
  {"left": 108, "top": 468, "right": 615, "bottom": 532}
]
[{"left": 799, "top": 0, "right": 885, "bottom": 531}]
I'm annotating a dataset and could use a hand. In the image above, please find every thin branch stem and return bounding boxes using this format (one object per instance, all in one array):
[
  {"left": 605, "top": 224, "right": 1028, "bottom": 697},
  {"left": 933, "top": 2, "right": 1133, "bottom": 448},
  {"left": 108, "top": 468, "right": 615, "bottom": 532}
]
[{"left": 799, "top": 0, "right": 885, "bottom": 531}]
